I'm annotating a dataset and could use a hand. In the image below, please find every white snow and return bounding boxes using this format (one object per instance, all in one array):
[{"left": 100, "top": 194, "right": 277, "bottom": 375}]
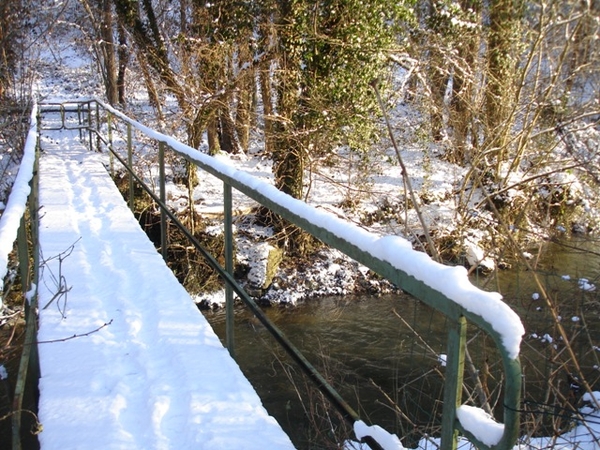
[
  {"left": 578, "top": 278, "right": 596, "bottom": 292},
  {"left": 583, "top": 392, "right": 600, "bottom": 405},
  {"left": 35, "top": 124, "right": 294, "bottom": 449},
  {"left": 438, "top": 354, "right": 447, "bottom": 367},
  {"left": 465, "top": 239, "right": 495, "bottom": 271},
  {"left": 0, "top": 104, "right": 38, "bottom": 304},
  {"left": 456, "top": 405, "right": 505, "bottom": 447},
  {"left": 353, "top": 420, "right": 406, "bottom": 450},
  {"left": 542, "top": 333, "right": 554, "bottom": 343}
]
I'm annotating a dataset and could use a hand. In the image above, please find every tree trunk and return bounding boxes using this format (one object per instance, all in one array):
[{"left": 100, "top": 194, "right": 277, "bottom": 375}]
[
  {"left": 180, "top": 0, "right": 187, "bottom": 34},
  {"left": 259, "top": 66, "right": 274, "bottom": 155},
  {"left": 235, "top": 78, "right": 253, "bottom": 153},
  {"left": 116, "top": 21, "right": 128, "bottom": 105},
  {"left": 563, "top": 0, "right": 598, "bottom": 99},
  {"left": 218, "top": 101, "right": 241, "bottom": 154},
  {"left": 266, "top": 0, "right": 311, "bottom": 254},
  {"left": 136, "top": 51, "right": 162, "bottom": 115},
  {"left": 273, "top": 58, "right": 303, "bottom": 197},
  {"left": 235, "top": 42, "right": 254, "bottom": 153},
  {"left": 425, "top": 0, "right": 451, "bottom": 142},
  {"left": 429, "top": 62, "right": 448, "bottom": 142},
  {"left": 207, "top": 115, "right": 220, "bottom": 155},
  {"left": 273, "top": 133, "right": 304, "bottom": 199},
  {"left": 272, "top": 0, "right": 304, "bottom": 199},
  {"left": 99, "top": 0, "right": 118, "bottom": 105},
  {"left": 448, "top": 0, "right": 481, "bottom": 163},
  {"left": 485, "top": 0, "right": 523, "bottom": 173},
  {"left": 113, "top": 0, "right": 185, "bottom": 107}
]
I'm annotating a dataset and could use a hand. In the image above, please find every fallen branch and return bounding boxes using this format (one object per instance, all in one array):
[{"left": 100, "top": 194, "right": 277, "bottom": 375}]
[
  {"left": 40, "top": 238, "right": 80, "bottom": 317},
  {"left": 36, "top": 319, "right": 113, "bottom": 344}
]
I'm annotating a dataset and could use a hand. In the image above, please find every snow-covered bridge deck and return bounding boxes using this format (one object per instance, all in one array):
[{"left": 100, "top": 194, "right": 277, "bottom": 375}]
[{"left": 36, "top": 125, "right": 294, "bottom": 449}]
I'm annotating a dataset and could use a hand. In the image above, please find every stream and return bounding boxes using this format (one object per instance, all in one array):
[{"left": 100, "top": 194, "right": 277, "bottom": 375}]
[{"left": 203, "top": 237, "right": 600, "bottom": 449}]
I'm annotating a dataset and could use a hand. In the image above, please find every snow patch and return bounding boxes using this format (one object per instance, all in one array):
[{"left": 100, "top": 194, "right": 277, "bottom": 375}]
[
  {"left": 578, "top": 278, "right": 596, "bottom": 292},
  {"left": 456, "top": 405, "right": 504, "bottom": 447},
  {"left": 353, "top": 420, "right": 406, "bottom": 450}
]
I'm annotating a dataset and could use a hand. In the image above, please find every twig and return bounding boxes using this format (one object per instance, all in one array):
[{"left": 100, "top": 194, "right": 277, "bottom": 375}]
[
  {"left": 477, "top": 177, "right": 600, "bottom": 414},
  {"left": 0, "top": 408, "right": 41, "bottom": 433},
  {"left": 464, "top": 346, "right": 492, "bottom": 415},
  {"left": 40, "top": 238, "right": 80, "bottom": 317},
  {"left": 36, "top": 320, "right": 113, "bottom": 344},
  {"left": 369, "top": 379, "right": 417, "bottom": 428},
  {"left": 371, "top": 79, "right": 441, "bottom": 262}
]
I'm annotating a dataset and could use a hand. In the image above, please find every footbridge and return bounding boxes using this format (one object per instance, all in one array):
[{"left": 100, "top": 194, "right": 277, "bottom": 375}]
[{"left": 2, "top": 100, "right": 524, "bottom": 450}]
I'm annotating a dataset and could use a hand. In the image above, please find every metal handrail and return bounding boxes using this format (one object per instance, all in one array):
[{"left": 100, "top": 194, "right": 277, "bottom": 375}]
[
  {"left": 1, "top": 103, "right": 40, "bottom": 450},
  {"left": 39, "top": 99, "right": 523, "bottom": 450}
]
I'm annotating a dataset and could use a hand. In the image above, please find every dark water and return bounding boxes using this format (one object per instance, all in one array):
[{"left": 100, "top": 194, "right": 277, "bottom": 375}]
[
  {"left": 205, "top": 294, "right": 452, "bottom": 448},
  {"left": 203, "top": 238, "right": 600, "bottom": 449}
]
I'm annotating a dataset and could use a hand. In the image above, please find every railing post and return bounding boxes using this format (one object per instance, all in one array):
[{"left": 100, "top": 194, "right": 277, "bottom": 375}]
[
  {"left": 158, "top": 142, "right": 167, "bottom": 260},
  {"left": 95, "top": 101, "right": 101, "bottom": 152},
  {"left": 12, "top": 215, "right": 30, "bottom": 450},
  {"left": 127, "top": 123, "right": 134, "bottom": 211},
  {"left": 87, "top": 101, "right": 93, "bottom": 152},
  {"left": 440, "top": 315, "right": 467, "bottom": 450},
  {"left": 77, "top": 103, "right": 83, "bottom": 140},
  {"left": 31, "top": 138, "right": 40, "bottom": 289},
  {"left": 224, "top": 182, "right": 235, "bottom": 357}
]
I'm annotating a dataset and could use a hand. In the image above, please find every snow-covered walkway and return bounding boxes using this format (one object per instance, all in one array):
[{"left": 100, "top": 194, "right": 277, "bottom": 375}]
[{"left": 35, "top": 122, "right": 294, "bottom": 449}]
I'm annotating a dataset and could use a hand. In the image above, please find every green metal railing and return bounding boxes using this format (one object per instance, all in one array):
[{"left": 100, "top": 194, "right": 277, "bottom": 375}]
[
  {"left": 1, "top": 103, "right": 40, "bottom": 450},
  {"left": 38, "top": 99, "right": 523, "bottom": 450}
]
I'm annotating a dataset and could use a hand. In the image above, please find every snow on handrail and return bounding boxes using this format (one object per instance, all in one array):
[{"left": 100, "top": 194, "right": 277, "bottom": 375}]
[
  {"left": 46, "top": 98, "right": 524, "bottom": 450},
  {"left": 0, "top": 102, "right": 38, "bottom": 301},
  {"left": 96, "top": 98, "right": 525, "bottom": 359}
]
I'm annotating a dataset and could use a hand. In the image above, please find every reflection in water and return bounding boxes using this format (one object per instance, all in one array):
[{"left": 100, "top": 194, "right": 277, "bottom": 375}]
[
  {"left": 206, "top": 295, "right": 480, "bottom": 448},
  {"left": 203, "top": 238, "right": 600, "bottom": 449}
]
